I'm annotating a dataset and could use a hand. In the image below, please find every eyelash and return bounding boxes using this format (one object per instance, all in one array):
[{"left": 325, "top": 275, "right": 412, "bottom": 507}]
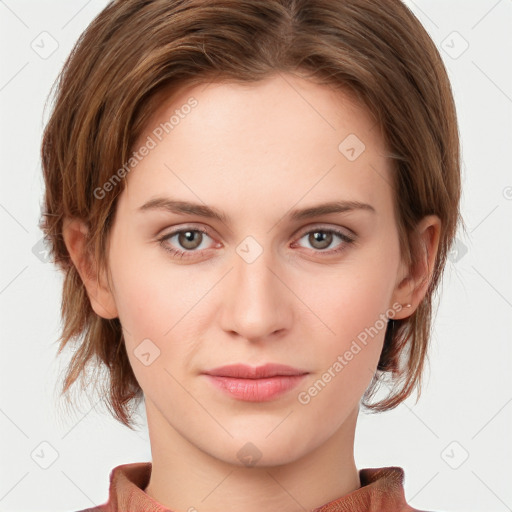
[{"left": 157, "top": 225, "right": 356, "bottom": 260}]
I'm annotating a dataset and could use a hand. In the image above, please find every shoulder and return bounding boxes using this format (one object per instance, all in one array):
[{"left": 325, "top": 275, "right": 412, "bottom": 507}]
[
  {"left": 67, "top": 461, "right": 152, "bottom": 512},
  {"left": 358, "top": 467, "right": 437, "bottom": 512}
]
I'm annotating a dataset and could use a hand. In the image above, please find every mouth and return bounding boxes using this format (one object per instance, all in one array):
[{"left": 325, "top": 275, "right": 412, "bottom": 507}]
[
  {"left": 202, "top": 363, "right": 309, "bottom": 402},
  {"left": 203, "top": 363, "right": 309, "bottom": 378}
]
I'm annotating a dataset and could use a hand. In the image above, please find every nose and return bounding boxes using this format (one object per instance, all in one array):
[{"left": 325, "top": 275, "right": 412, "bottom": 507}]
[{"left": 219, "top": 241, "right": 293, "bottom": 342}]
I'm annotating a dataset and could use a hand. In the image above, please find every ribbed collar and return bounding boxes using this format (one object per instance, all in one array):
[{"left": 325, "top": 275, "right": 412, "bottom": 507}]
[{"left": 79, "top": 462, "right": 421, "bottom": 512}]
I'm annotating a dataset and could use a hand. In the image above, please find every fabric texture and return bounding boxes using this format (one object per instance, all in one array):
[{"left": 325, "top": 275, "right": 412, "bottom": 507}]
[{"left": 73, "top": 462, "right": 429, "bottom": 512}]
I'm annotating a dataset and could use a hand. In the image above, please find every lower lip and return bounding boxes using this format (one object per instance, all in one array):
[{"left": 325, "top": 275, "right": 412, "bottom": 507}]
[{"left": 204, "top": 374, "right": 307, "bottom": 402}]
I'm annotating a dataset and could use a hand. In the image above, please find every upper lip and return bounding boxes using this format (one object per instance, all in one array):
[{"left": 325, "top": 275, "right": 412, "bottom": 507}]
[{"left": 203, "top": 363, "right": 308, "bottom": 379}]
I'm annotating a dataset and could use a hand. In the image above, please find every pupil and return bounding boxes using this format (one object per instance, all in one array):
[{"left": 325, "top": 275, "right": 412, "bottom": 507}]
[
  {"left": 311, "top": 231, "right": 331, "bottom": 249},
  {"left": 180, "top": 230, "right": 201, "bottom": 249}
]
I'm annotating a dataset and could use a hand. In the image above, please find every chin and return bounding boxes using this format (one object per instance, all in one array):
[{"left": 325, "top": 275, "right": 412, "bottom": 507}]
[{"left": 202, "top": 421, "right": 323, "bottom": 468}]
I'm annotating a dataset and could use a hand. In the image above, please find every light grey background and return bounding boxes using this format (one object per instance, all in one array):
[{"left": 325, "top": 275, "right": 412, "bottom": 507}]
[{"left": 1, "top": 1, "right": 511, "bottom": 511}]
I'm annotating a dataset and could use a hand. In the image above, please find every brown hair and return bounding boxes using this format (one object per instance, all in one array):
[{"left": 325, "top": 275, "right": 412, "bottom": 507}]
[{"left": 40, "top": 0, "right": 461, "bottom": 429}]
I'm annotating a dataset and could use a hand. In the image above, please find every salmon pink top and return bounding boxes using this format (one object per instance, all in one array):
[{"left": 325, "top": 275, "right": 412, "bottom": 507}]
[{"left": 73, "top": 462, "right": 429, "bottom": 512}]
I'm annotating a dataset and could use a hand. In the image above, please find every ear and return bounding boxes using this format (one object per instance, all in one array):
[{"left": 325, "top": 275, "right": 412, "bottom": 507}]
[
  {"left": 62, "top": 217, "right": 118, "bottom": 319},
  {"left": 390, "top": 215, "right": 441, "bottom": 320}
]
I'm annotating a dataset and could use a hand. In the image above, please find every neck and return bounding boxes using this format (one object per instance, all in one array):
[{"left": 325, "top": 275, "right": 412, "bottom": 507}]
[{"left": 143, "top": 402, "right": 361, "bottom": 512}]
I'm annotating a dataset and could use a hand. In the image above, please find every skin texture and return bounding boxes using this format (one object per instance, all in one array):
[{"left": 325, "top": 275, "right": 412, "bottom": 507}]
[{"left": 63, "top": 73, "right": 441, "bottom": 512}]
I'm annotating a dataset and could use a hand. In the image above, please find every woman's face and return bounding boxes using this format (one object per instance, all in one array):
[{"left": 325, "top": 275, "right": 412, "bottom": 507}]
[{"left": 104, "top": 73, "right": 410, "bottom": 465}]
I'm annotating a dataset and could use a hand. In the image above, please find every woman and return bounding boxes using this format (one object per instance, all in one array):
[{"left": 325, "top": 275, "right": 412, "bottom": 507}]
[{"left": 40, "top": 0, "right": 461, "bottom": 510}]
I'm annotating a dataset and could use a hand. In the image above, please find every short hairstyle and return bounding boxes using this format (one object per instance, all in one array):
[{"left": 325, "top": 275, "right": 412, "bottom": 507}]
[{"left": 40, "top": 0, "right": 461, "bottom": 429}]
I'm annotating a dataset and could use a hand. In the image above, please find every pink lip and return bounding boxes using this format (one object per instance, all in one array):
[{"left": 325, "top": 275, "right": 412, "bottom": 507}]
[{"left": 202, "top": 364, "right": 309, "bottom": 402}]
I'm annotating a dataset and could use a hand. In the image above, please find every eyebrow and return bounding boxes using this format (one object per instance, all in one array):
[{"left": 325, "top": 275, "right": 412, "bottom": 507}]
[{"left": 137, "top": 197, "right": 376, "bottom": 223}]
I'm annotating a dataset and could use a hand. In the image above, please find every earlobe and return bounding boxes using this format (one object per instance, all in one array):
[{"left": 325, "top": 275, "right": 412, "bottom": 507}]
[
  {"left": 62, "top": 217, "right": 118, "bottom": 319},
  {"left": 390, "top": 215, "right": 441, "bottom": 319}
]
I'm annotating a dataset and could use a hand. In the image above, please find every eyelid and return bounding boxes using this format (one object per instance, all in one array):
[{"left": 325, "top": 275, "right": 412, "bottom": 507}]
[
  {"left": 158, "top": 222, "right": 355, "bottom": 242},
  {"left": 158, "top": 223, "right": 215, "bottom": 239},
  {"left": 293, "top": 222, "right": 356, "bottom": 239}
]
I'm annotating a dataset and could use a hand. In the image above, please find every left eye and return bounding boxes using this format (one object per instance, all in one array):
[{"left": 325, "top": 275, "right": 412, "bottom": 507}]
[{"left": 294, "top": 228, "right": 354, "bottom": 252}]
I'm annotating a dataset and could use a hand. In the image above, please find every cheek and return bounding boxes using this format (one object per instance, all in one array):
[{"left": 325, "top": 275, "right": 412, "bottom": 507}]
[
  {"left": 312, "top": 261, "right": 395, "bottom": 348},
  {"left": 295, "top": 273, "right": 391, "bottom": 416},
  {"left": 297, "top": 247, "right": 397, "bottom": 395},
  {"left": 107, "top": 235, "right": 203, "bottom": 359},
  {"left": 108, "top": 255, "right": 201, "bottom": 398},
  {"left": 109, "top": 225, "right": 203, "bottom": 323}
]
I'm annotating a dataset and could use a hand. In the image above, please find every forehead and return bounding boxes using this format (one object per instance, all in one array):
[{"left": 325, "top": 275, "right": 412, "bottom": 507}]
[{"left": 121, "top": 73, "right": 393, "bottom": 217}]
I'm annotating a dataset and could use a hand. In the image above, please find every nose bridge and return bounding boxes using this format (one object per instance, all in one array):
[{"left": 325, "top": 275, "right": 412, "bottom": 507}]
[{"left": 220, "top": 236, "right": 290, "bottom": 340}]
